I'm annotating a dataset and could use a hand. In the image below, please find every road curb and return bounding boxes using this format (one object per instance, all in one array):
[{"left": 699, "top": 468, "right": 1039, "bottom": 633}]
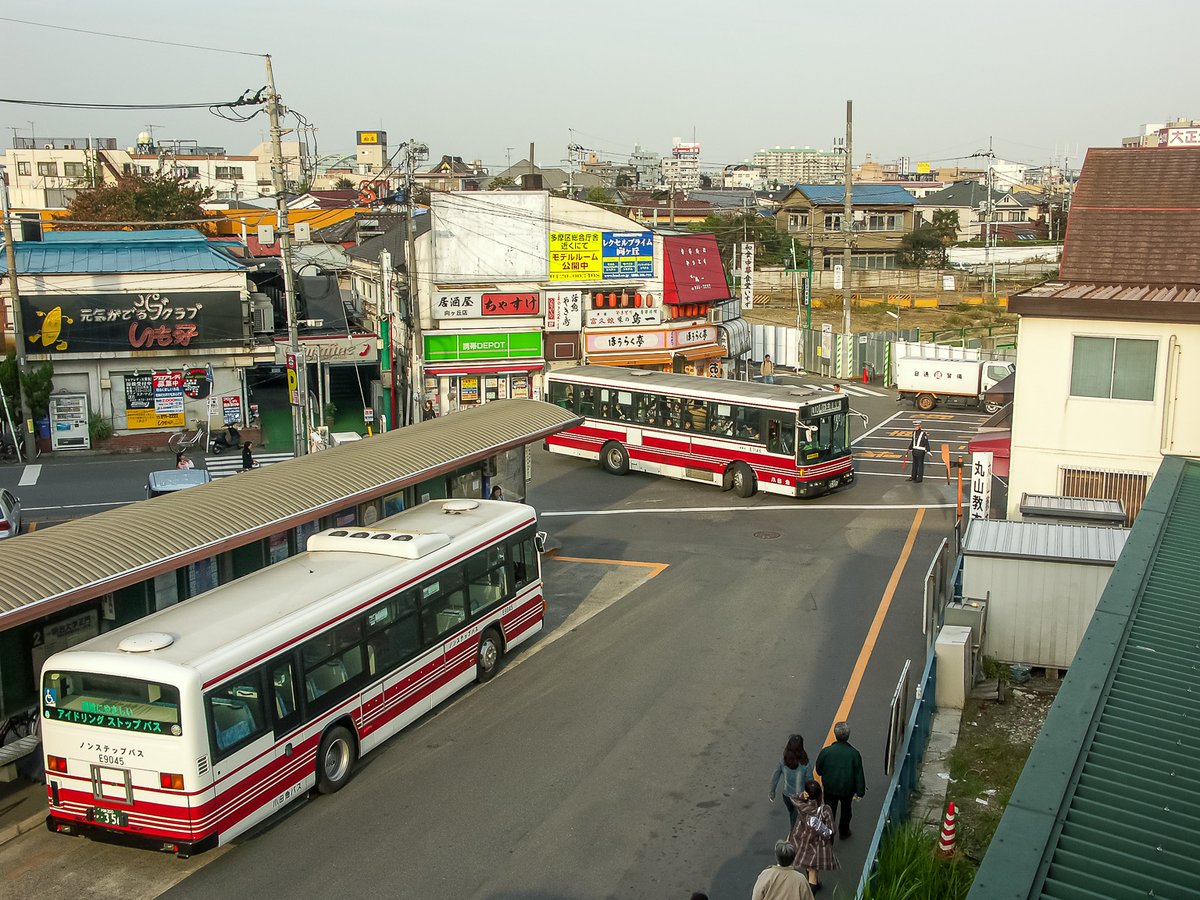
[{"left": 0, "top": 811, "right": 44, "bottom": 848}]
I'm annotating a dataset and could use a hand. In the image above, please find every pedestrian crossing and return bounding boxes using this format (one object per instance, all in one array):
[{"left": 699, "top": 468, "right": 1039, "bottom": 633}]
[
  {"left": 202, "top": 451, "right": 295, "bottom": 479},
  {"left": 758, "top": 376, "right": 890, "bottom": 398}
]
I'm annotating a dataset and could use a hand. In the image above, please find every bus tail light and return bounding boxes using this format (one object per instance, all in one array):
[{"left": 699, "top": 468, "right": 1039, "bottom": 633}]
[
  {"left": 47, "top": 755, "right": 68, "bottom": 773},
  {"left": 160, "top": 772, "right": 184, "bottom": 790}
]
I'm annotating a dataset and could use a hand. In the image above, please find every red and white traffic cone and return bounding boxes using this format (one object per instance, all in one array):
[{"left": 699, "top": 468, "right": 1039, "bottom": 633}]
[{"left": 937, "top": 801, "right": 957, "bottom": 856}]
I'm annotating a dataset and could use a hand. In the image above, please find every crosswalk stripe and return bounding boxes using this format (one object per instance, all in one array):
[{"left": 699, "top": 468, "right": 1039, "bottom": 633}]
[
  {"left": 202, "top": 452, "right": 294, "bottom": 479},
  {"left": 797, "top": 382, "right": 889, "bottom": 398}
]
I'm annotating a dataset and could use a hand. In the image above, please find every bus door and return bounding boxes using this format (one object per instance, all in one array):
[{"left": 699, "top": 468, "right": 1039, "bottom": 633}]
[{"left": 765, "top": 413, "right": 796, "bottom": 458}]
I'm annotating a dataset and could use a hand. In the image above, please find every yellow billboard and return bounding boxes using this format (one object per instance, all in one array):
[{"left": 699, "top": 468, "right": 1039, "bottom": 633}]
[
  {"left": 549, "top": 231, "right": 603, "bottom": 282},
  {"left": 917, "top": 161, "right": 931, "bottom": 175}
]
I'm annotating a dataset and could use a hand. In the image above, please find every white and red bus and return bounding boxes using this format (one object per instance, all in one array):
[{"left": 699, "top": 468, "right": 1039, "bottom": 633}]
[
  {"left": 545, "top": 366, "right": 856, "bottom": 498},
  {"left": 40, "top": 498, "right": 544, "bottom": 856}
]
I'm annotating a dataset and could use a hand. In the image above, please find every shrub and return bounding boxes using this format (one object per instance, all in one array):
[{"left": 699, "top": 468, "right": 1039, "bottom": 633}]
[
  {"left": 88, "top": 413, "right": 114, "bottom": 444},
  {"left": 861, "top": 822, "right": 975, "bottom": 900}
]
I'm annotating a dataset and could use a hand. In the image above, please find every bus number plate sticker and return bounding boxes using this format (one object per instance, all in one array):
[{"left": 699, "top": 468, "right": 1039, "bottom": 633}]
[{"left": 89, "top": 807, "right": 128, "bottom": 827}]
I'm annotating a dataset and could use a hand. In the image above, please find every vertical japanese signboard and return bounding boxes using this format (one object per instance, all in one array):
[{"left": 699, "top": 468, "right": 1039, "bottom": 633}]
[
  {"left": 740, "top": 242, "right": 755, "bottom": 310},
  {"left": 286, "top": 352, "right": 300, "bottom": 406},
  {"left": 545, "top": 289, "right": 583, "bottom": 331},
  {"left": 970, "top": 451, "right": 993, "bottom": 520}
]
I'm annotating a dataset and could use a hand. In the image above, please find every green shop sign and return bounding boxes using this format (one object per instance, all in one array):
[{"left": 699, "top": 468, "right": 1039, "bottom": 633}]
[{"left": 424, "top": 331, "right": 542, "bottom": 362}]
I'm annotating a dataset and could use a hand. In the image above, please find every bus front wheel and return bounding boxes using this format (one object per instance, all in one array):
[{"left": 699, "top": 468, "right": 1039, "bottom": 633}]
[
  {"left": 476, "top": 627, "right": 504, "bottom": 683},
  {"left": 600, "top": 441, "right": 630, "bottom": 475},
  {"left": 731, "top": 462, "right": 756, "bottom": 498},
  {"left": 316, "top": 725, "right": 357, "bottom": 794}
]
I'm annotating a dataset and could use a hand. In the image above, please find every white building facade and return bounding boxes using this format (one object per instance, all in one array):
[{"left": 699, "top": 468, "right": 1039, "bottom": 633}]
[{"left": 751, "top": 147, "right": 843, "bottom": 186}]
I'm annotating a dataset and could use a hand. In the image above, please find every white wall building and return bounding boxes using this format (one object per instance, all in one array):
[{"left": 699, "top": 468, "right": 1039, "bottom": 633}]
[
  {"left": 751, "top": 146, "right": 843, "bottom": 186},
  {"left": 660, "top": 139, "right": 701, "bottom": 190}
]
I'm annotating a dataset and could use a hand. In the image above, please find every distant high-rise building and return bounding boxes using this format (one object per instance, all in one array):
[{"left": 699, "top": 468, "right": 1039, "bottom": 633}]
[
  {"left": 628, "top": 143, "right": 661, "bottom": 190},
  {"left": 752, "top": 146, "right": 843, "bottom": 186},
  {"left": 660, "top": 138, "right": 702, "bottom": 190}
]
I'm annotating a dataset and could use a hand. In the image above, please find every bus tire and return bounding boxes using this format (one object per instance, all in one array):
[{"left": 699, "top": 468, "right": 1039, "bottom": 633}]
[
  {"left": 721, "top": 467, "right": 735, "bottom": 492},
  {"left": 600, "top": 441, "right": 630, "bottom": 475},
  {"left": 731, "top": 462, "right": 756, "bottom": 498},
  {"left": 916, "top": 393, "right": 936, "bottom": 412},
  {"left": 476, "top": 627, "right": 504, "bottom": 683},
  {"left": 316, "top": 725, "right": 356, "bottom": 795}
]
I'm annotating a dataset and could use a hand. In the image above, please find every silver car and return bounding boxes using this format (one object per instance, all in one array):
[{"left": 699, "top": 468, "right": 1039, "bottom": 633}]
[{"left": 0, "top": 489, "right": 22, "bottom": 539}]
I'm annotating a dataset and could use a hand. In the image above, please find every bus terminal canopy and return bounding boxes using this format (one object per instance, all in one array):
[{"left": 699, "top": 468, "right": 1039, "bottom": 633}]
[{"left": 0, "top": 400, "right": 580, "bottom": 631}]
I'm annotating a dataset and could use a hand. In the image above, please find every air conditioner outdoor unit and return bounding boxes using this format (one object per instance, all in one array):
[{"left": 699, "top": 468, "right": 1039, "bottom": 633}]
[
  {"left": 853, "top": 210, "right": 866, "bottom": 223},
  {"left": 250, "top": 295, "right": 275, "bottom": 334},
  {"left": 44, "top": 144, "right": 53, "bottom": 150}
]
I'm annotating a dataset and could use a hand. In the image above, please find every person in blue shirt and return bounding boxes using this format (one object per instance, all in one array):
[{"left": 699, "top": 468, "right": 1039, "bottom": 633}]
[{"left": 769, "top": 733, "right": 815, "bottom": 830}]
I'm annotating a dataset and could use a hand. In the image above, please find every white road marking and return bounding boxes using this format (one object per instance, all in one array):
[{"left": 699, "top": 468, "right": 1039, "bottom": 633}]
[
  {"left": 25, "top": 500, "right": 133, "bottom": 511},
  {"left": 18, "top": 464, "right": 41, "bottom": 486},
  {"left": 852, "top": 409, "right": 908, "bottom": 445},
  {"left": 541, "top": 502, "right": 955, "bottom": 517}
]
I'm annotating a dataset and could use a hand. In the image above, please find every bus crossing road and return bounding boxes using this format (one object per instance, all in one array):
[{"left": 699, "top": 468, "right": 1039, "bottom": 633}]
[{"left": 0, "top": 382, "right": 977, "bottom": 899}]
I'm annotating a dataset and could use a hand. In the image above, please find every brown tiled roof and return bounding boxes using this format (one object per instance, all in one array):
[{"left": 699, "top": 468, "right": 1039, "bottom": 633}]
[
  {"left": 1008, "top": 280, "right": 1200, "bottom": 323},
  {"left": 1061, "top": 147, "right": 1200, "bottom": 283}
]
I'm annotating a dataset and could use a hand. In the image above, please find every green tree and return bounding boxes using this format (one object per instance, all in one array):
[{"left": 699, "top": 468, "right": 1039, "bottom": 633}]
[
  {"left": 897, "top": 227, "right": 947, "bottom": 268},
  {"left": 931, "top": 209, "right": 960, "bottom": 245},
  {"left": 0, "top": 352, "right": 55, "bottom": 419},
  {"left": 57, "top": 174, "right": 213, "bottom": 230},
  {"left": 584, "top": 186, "right": 612, "bottom": 205},
  {"left": 489, "top": 175, "right": 517, "bottom": 189},
  {"left": 615, "top": 173, "right": 632, "bottom": 188},
  {"left": 688, "top": 213, "right": 801, "bottom": 268},
  {"left": 333, "top": 177, "right": 355, "bottom": 190}
]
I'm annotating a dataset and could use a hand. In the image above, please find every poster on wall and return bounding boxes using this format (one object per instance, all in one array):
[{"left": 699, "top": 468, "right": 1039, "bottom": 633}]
[
  {"left": 125, "top": 372, "right": 186, "bottom": 429},
  {"left": 545, "top": 290, "right": 583, "bottom": 331},
  {"left": 511, "top": 376, "right": 529, "bottom": 399},
  {"left": 461, "top": 376, "right": 480, "bottom": 403},
  {"left": 549, "top": 231, "right": 653, "bottom": 282},
  {"left": 222, "top": 395, "right": 243, "bottom": 425}
]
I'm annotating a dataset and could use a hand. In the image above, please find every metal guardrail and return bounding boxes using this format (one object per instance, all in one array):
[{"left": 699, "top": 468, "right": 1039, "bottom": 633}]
[{"left": 855, "top": 650, "right": 939, "bottom": 898}]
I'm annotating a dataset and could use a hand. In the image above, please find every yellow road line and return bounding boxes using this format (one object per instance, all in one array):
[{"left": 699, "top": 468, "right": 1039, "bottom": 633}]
[
  {"left": 550, "top": 555, "right": 669, "bottom": 578},
  {"left": 823, "top": 508, "right": 925, "bottom": 749}
]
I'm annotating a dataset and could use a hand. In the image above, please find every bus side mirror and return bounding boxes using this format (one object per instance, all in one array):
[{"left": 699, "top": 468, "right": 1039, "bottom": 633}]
[{"left": 535, "top": 531, "right": 548, "bottom": 553}]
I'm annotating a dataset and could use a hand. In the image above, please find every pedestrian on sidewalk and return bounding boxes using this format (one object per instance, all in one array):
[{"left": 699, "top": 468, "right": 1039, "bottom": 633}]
[
  {"left": 769, "top": 733, "right": 814, "bottom": 831},
  {"left": 761, "top": 354, "right": 776, "bottom": 384},
  {"left": 814, "top": 721, "right": 866, "bottom": 840},
  {"left": 907, "top": 421, "right": 930, "bottom": 483},
  {"left": 788, "top": 780, "right": 839, "bottom": 893},
  {"left": 241, "top": 441, "right": 257, "bottom": 472},
  {"left": 175, "top": 452, "right": 194, "bottom": 470},
  {"left": 751, "top": 840, "right": 814, "bottom": 900}
]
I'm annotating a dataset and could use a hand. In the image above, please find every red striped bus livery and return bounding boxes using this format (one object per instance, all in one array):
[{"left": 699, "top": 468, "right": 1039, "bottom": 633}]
[
  {"left": 40, "top": 498, "right": 544, "bottom": 856},
  {"left": 545, "top": 366, "right": 856, "bottom": 498}
]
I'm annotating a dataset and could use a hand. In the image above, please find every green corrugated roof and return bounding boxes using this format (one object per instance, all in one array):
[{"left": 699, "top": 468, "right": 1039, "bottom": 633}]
[{"left": 969, "top": 456, "right": 1200, "bottom": 899}]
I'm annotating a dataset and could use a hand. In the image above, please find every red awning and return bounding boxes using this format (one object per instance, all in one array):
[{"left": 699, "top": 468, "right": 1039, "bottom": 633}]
[
  {"left": 968, "top": 430, "right": 1011, "bottom": 477},
  {"left": 663, "top": 234, "right": 731, "bottom": 305}
]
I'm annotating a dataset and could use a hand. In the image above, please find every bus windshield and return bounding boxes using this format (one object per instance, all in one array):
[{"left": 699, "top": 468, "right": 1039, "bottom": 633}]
[
  {"left": 43, "top": 670, "right": 182, "bottom": 736},
  {"left": 798, "top": 404, "right": 849, "bottom": 465}
]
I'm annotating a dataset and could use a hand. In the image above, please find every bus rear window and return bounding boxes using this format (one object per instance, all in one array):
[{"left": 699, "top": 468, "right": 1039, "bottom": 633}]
[{"left": 43, "top": 671, "right": 182, "bottom": 736}]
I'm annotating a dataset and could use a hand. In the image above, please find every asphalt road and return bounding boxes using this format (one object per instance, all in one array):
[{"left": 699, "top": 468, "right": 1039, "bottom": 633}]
[{"left": 2, "top": 381, "right": 963, "bottom": 899}]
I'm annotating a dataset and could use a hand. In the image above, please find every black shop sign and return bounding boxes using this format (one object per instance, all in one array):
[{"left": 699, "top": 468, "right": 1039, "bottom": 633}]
[{"left": 21, "top": 290, "right": 245, "bottom": 355}]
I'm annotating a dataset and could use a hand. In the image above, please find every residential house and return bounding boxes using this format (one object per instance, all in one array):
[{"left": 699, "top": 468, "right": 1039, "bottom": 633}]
[
  {"left": 915, "top": 181, "right": 1007, "bottom": 241},
  {"left": 486, "top": 160, "right": 603, "bottom": 192},
  {"left": 775, "top": 184, "right": 917, "bottom": 271},
  {"left": 415, "top": 155, "right": 489, "bottom": 192},
  {"left": 722, "top": 164, "right": 765, "bottom": 190},
  {"left": 621, "top": 191, "right": 714, "bottom": 226},
  {"left": 1005, "top": 147, "right": 1200, "bottom": 523}
]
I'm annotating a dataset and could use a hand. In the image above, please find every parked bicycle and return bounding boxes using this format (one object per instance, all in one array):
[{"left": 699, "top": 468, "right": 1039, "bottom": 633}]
[{"left": 167, "top": 419, "right": 209, "bottom": 454}]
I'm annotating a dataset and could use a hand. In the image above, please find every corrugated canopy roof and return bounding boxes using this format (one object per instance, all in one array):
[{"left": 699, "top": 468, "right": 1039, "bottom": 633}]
[
  {"left": 0, "top": 400, "right": 579, "bottom": 629},
  {"left": 969, "top": 456, "right": 1200, "bottom": 899},
  {"left": 1019, "top": 494, "right": 1126, "bottom": 523},
  {"left": 2, "top": 229, "right": 244, "bottom": 274},
  {"left": 962, "top": 519, "right": 1129, "bottom": 565}
]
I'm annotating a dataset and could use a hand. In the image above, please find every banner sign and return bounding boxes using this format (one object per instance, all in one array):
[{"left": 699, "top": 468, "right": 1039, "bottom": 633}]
[
  {"left": 585, "top": 307, "right": 662, "bottom": 328},
  {"left": 272, "top": 335, "right": 378, "bottom": 364},
  {"left": 286, "top": 352, "right": 300, "bottom": 406},
  {"left": 433, "top": 290, "right": 541, "bottom": 320},
  {"left": 424, "top": 331, "right": 542, "bottom": 362},
  {"left": 584, "top": 324, "right": 717, "bottom": 354},
  {"left": 21, "top": 290, "right": 244, "bottom": 356},
  {"left": 182, "top": 367, "right": 211, "bottom": 400},
  {"left": 125, "top": 371, "right": 187, "bottom": 430},
  {"left": 970, "top": 451, "right": 993, "bottom": 520},
  {"left": 548, "top": 231, "right": 653, "bottom": 282},
  {"left": 662, "top": 234, "right": 729, "bottom": 303},
  {"left": 740, "top": 241, "right": 755, "bottom": 311},
  {"left": 222, "top": 395, "right": 242, "bottom": 425},
  {"left": 545, "top": 290, "right": 583, "bottom": 332}
]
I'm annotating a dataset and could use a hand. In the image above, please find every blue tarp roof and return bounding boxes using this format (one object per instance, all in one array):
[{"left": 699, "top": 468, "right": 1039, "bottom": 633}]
[
  {"left": 1, "top": 229, "right": 245, "bottom": 274},
  {"left": 794, "top": 184, "right": 917, "bottom": 206}
]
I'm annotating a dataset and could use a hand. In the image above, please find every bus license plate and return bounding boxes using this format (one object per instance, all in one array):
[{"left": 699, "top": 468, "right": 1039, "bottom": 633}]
[{"left": 89, "top": 807, "right": 128, "bottom": 827}]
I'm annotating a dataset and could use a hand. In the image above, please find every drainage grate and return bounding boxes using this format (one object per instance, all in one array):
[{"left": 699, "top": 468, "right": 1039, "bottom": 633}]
[{"left": 753, "top": 531, "right": 781, "bottom": 540}]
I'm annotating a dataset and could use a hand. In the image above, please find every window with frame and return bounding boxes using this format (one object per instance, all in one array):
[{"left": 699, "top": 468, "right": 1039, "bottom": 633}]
[
  {"left": 207, "top": 671, "right": 269, "bottom": 758},
  {"left": 420, "top": 570, "right": 468, "bottom": 641},
  {"left": 511, "top": 530, "right": 539, "bottom": 589},
  {"left": 864, "top": 213, "right": 904, "bottom": 231},
  {"left": 1069, "top": 336, "right": 1157, "bottom": 401},
  {"left": 548, "top": 381, "right": 575, "bottom": 412},
  {"left": 707, "top": 402, "right": 735, "bottom": 437},
  {"left": 63, "top": 162, "right": 86, "bottom": 178},
  {"left": 216, "top": 165, "right": 244, "bottom": 180},
  {"left": 37, "top": 162, "right": 57, "bottom": 177},
  {"left": 787, "top": 212, "right": 809, "bottom": 230},
  {"left": 823, "top": 213, "right": 842, "bottom": 232},
  {"left": 599, "top": 388, "right": 633, "bottom": 423},
  {"left": 733, "top": 406, "right": 762, "bottom": 442},
  {"left": 466, "top": 545, "right": 509, "bottom": 614},
  {"left": 766, "top": 414, "right": 796, "bottom": 456},
  {"left": 17, "top": 162, "right": 30, "bottom": 176},
  {"left": 301, "top": 620, "right": 365, "bottom": 705},
  {"left": 365, "top": 590, "right": 422, "bottom": 676}
]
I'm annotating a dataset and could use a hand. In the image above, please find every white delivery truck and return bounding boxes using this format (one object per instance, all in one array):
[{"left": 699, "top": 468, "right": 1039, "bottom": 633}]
[{"left": 894, "top": 357, "right": 1014, "bottom": 413}]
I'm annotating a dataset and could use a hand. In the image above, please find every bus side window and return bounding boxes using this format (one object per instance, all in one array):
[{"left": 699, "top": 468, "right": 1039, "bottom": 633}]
[
  {"left": 207, "top": 671, "right": 269, "bottom": 758},
  {"left": 549, "top": 382, "right": 572, "bottom": 410},
  {"left": 301, "top": 620, "right": 364, "bottom": 706},
  {"left": 421, "top": 569, "right": 468, "bottom": 641},
  {"left": 686, "top": 400, "right": 708, "bottom": 432},
  {"left": 632, "top": 392, "right": 654, "bottom": 426},
  {"left": 269, "top": 657, "right": 300, "bottom": 732},
  {"left": 366, "top": 592, "right": 421, "bottom": 676},
  {"left": 767, "top": 418, "right": 794, "bottom": 455},
  {"left": 467, "top": 546, "right": 509, "bottom": 615},
  {"left": 577, "top": 387, "right": 595, "bottom": 416},
  {"left": 736, "top": 406, "right": 762, "bottom": 441}
]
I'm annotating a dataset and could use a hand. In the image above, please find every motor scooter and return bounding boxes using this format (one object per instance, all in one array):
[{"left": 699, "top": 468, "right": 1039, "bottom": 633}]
[{"left": 209, "top": 424, "right": 242, "bottom": 454}]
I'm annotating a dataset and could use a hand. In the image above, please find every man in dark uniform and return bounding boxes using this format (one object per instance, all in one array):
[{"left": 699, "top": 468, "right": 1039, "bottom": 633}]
[{"left": 908, "top": 421, "right": 930, "bottom": 482}]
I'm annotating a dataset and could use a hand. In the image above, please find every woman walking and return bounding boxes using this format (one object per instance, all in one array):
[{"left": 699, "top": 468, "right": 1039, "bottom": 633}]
[
  {"left": 789, "top": 780, "right": 840, "bottom": 894},
  {"left": 768, "top": 734, "right": 814, "bottom": 831}
]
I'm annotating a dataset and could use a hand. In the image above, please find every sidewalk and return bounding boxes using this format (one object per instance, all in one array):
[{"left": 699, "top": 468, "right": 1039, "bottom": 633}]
[
  {"left": 910, "top": 706, "right": 963, "bottom": 830},
  {"left": 0, "top": 773, "right": 46, "bottom": 847}
]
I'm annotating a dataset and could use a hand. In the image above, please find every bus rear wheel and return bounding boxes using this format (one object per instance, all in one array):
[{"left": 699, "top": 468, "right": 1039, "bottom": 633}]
[
  {"left": 316, "top": 725, "right": 356, "bottom": 794},
  {"left": 476, "top": 627, "right": 504, "bottom": 683},
  {"left": 600, "top": 441, "right": 630, "bottom": 475},
  {"left": 731, "top": 462, "right": 756, "bottom": 498},
  {"left": 916, "top": 393, "right": 936, "bottom": 412}
]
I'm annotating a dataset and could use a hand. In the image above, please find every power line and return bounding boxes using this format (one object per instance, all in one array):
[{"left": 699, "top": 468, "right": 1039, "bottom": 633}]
[
  {"left": 0, "top": 16, "right": 264, "bottom": 57},
  {"left": 0, "top": 93, "right": 262, "bottom": 111}
]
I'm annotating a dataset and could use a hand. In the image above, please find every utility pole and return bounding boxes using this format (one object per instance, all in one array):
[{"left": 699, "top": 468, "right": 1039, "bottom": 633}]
[
  {"left": 265, "top": 54, "right": 308, "bottom": 457},
  {"left": 841, "top": 99, "right": 853, "bottom": 338},
  {"left": 669, "top": 178, "right": 676, "bottom": 227},
  {"left": 986, "top": 136, "right": 996, "bottom": 298},
  {"left": 528, "top": 142, "right": 535, "bottom": 179},
  {"left": 0, "top": 168, "right": 36, "bottom": 460},
  {"left": 404, "top": 140, "right": 428, "bottom": 426}
]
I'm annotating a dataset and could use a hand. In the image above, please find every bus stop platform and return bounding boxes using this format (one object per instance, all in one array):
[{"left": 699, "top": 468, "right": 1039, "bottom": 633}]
[{"left": 0, "top": 775, "right": 45, "bottom": 847}]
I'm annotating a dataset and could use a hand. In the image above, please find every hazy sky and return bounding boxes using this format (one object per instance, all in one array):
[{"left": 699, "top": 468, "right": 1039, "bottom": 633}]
[{"left": 1, "top": 0, "right": 1193, "bottom": 175}]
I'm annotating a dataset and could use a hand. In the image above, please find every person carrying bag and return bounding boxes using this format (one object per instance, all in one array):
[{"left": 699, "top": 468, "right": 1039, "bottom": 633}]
[{"left": 788, "top": 780, "right": 840, "bottom": 894}]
